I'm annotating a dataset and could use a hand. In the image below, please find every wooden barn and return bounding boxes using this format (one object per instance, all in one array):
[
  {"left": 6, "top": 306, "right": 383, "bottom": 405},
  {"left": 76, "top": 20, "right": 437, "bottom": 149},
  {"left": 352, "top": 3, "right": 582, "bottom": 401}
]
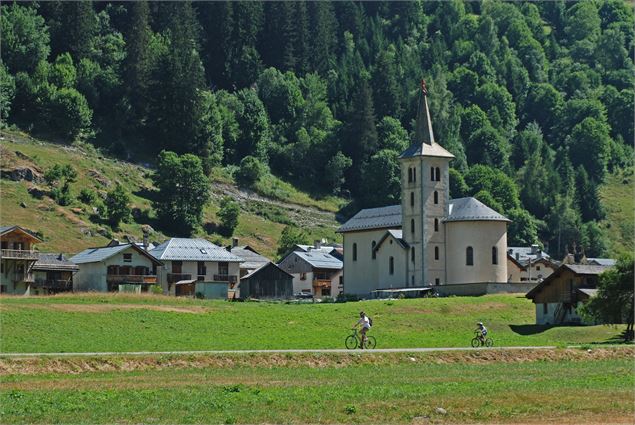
[{"left": 238, "top": 262, "right": 293, "bottom": 299}]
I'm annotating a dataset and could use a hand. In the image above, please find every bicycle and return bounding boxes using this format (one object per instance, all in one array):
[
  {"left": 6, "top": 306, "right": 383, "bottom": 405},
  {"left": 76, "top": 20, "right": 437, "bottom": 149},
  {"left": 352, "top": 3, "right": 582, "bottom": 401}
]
[
  {"left": 345, "top": 328, "right": 376, "bottom": 349},
  {"left": 471, "top": 331, "right": 493, "bottom": 348}
]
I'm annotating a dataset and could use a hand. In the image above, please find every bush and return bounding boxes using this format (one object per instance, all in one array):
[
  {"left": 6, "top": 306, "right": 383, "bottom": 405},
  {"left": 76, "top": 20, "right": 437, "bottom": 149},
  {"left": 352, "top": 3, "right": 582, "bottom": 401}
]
[
  {"left": 49, "top": 87, "right": 92, "bottom": 139},
  {"left": 235, "top": 155, "right": 266, "bottom": 187},
  {"left": 336, "top": 293, "right": 360, "bottom": 303},
  {"left": 217, "top": 196, "right": 240, "bottom": 236},
  {"left": 150, "top": 285, "right": 163, "bottom": 295},
  {"left": 195, "top": 292, "right": 205, "bottom": 299},
  {"left": 78, "top": 188, "right": 97, "bottom": 205},
  {"left": 103, "top": 184, "right": 131, "bottom": 229}
]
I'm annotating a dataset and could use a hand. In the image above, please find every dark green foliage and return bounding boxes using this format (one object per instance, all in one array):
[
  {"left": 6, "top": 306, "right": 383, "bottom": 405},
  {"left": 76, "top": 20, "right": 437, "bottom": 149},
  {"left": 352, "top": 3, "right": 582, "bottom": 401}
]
[
  {"left": 103, "top": 184, "right": 132, "bottom": 229},
  {"left": 0, "top": 4, "right": 51, "bottom": 74},
  {"left": 49, "top": 87, "right": 93, "bottom": 139},
  {"left": 359, "top": 149, "right": 401, "bottom": 208},
  {"left": 506, "top": 208, "right": 540, "bottom": 246},
  {"left": 464, "top": 165, "right": 520, "bottom": 213},
  {"left": 78, "top": 188, "right": 98, "bottom": 205},
  {"left": 217, "top": 196, "right": 240, "bottom": 236},
  {"left": 44, "top": 164, "right": 77, "bottom": 206},
  {"left": 153, "top": 151, "right": 210, "bottom": 236},
  {"left": 0, "top": 65, "right": 16, "bottom": 122},
  {"left": 568, "top": 117, "right": 611, "bottom": 182},
  {"left": 581, "top": 221, "right": 608, "bottom": 258},
  {"left": 235, "top": 156, "right": 266, "bottom": 188},
  {"left": 579, "top": 254, "right": 634, "bottom": 338},
  {"left": 324, "top": 152, "right": 352, "bottom": 195},
  {"left": 449, "top": 168, "right": 469, "bottom": 199},
  {"left": 277, "top": 225, "right": 309, "bottom": 258}
]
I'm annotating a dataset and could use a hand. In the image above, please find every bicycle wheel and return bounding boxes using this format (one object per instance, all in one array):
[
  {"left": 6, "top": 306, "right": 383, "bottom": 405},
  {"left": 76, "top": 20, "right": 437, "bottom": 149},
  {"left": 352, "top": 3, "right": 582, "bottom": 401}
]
[
  {"left": 485, "top": 338, "right": 494, "bottom": 347},
  {"left": 365, "top": 336, "right": 377, "bottom": 349},
  {"left": 345, "top": 335, "right": 358, "bottom": 349},
  {"left": 470, "top": 337, "right": 481, "bottom": 348}
]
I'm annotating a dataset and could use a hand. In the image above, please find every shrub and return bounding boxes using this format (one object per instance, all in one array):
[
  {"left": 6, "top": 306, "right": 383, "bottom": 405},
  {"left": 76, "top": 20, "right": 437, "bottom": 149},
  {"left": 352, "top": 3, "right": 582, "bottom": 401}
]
[
  {"left": 217, "top": 196, "right": 240, "bottom": 236},
  {"left": 336, "top": 293, "right": 360, "bottom": 303},
  {"left": 150, "top": 285, "right": 163, "bottom": 295},
  {"left": 235, "top": 155, "right": 266, "bottom": 187},
  {"left": 103, "top": 184, "right": 131, "bottom": 229},
  {"left": 78, "top": 188, "right": 97, "bottom": 205}
]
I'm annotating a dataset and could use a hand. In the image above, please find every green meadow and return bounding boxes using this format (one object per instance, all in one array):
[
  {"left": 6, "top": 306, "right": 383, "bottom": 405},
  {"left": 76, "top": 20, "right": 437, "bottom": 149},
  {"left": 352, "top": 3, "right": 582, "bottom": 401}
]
[
  {"left": 0, "top": 349, "right": 633, "bottom": 424},
  {"left": 0, "top": 293, "right": 626, "bottom": 353}
]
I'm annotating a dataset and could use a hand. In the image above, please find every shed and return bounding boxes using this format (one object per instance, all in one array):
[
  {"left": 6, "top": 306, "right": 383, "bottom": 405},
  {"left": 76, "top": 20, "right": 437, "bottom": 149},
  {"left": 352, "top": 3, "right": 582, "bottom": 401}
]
[
  {"left": 194, "top": 281, "right": 229, "bottom": 299},
  {"left": 239, "top": 262, "right": 293, "bottom": 299}
]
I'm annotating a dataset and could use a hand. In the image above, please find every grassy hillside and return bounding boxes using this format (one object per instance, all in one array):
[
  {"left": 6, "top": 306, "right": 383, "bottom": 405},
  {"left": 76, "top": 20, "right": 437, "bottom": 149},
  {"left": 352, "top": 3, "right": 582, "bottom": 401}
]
[
  {"left": 1, "top": 349, "right": 632, "bottom": 424},
  {"left": 599, "top": 167, "right": 634, "bottom": 256},
  {"left": 0, "top": 130, "right": 344, "bottom": 258},
  {"left": 0, "top": 293, "right": 626, "bottom": 353}
]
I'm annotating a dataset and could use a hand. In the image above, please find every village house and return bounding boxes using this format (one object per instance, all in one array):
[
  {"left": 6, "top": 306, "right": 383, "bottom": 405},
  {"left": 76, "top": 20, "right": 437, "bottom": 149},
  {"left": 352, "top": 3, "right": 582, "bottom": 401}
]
[
  {"left": 278, "top": 248, "right": 343, "bottom": 298},
  {"left": 239, "top": 262, "right": 293, "bottom": 299},
  {"left": 31, "top": 253, "right": 78, "bottom": 295},
  {"left": 338, "top": 83, "right": 510, "bottom": 297},
  {"left": 525, "top": 263, "right": 613, "bottom": 325},
  {"left": 1, "top": 225, "right": 43, "bottom": 294},
  {"left": 506, "top": 245, "right": 558, "bottom": 283},
  {"left": 149, "top": 238, "right": 242, "bottom": 297},
  {"left": 292, "top": 241, "right": 344, "bottom": 261},
  {"left": 71, "top": 241, "right": 162, "bottom": 292},
  {"left": 228, "top": 239, "right": 271, "bottom": 277}
]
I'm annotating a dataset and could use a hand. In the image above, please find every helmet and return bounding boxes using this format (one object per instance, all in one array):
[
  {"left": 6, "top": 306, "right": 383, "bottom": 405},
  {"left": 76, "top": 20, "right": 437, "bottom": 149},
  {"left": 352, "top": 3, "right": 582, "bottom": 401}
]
[
  {"left": 477, "top": 322, "right": 483, "bottom": 326},
  {"left": 359, "top": 311, "right": 365, "bottom": 316}
]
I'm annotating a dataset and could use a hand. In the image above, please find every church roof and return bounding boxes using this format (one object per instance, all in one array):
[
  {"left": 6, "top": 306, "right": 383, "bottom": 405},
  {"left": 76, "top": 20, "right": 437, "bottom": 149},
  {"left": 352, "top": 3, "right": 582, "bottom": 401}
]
[
  {"left": 444, "top": 197, "right": 510, "bottom": 223},
  {"left": 373, "top": 229, "right": 409, "bottom": 252},
  {"left": 337, "top": 204, "right": 402, "bottom": 233},
  {"left": 399, "top": 142, "right": 455, "bottom": 159}
]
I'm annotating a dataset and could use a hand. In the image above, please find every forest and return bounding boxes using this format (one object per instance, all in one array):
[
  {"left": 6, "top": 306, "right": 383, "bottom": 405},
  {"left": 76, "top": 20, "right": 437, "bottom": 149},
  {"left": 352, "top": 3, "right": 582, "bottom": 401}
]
[{"left": 0, "top": 0, "right": 633, "bottom": 258}]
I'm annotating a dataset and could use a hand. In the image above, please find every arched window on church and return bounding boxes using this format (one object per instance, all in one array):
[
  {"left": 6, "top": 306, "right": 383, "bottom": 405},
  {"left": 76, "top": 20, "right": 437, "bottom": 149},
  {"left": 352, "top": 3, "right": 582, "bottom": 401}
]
[
  {"left": 389, "top": 256, "right": 394, "bottom": 275},
  {"left": 434, "top": 191, "right": 438, "bottom": 204},
  {"left": 353, "top": 243, "right": 357, "bottom": 261},
  {"left": 434, "top": 246, "right": 439, "bottom": 260},
  {"left": 411, "top": 219, "right": 415, "bottom": 234},
  {"left": 408, "top": 168, "right": 412, "bottom": 183},
  {"left": 430, "top": 167, "right": 434, "bottom": 181},
  {"left": 466, "top": 246, "right": 474, "bottom": 266},
  {"left": 411, "top": 247, "right": 415, "bottom": 262},
  {"left": 492, "top": 246, "right": 498, "bottom": 265},
  {"left": 434, "top": 218, "right": 439, "bottom": 232},
  {"left": 413, "top": 167, "right": 416, "bottom": 182},
  {"left": 410, "top": 192, "right": 415, "bottom": 207},
  {"left": 435, "top": 167, "right": 441, "bottom": 181},
  {"left": 371, "top": 241, "right": 376, "bottom": 260}
]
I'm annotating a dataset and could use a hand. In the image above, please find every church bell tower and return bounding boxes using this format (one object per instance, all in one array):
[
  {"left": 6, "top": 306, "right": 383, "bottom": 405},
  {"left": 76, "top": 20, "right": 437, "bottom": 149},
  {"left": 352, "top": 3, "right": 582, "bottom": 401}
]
[{"left": 398, "top": 80, "right": 454, "bottom": 287}]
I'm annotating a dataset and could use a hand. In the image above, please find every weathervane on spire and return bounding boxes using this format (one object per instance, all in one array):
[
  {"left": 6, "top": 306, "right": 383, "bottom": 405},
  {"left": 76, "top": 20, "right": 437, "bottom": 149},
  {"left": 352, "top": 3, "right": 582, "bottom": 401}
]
[{"left": 420, "top": 79, "right": 428, "bottom": 95}]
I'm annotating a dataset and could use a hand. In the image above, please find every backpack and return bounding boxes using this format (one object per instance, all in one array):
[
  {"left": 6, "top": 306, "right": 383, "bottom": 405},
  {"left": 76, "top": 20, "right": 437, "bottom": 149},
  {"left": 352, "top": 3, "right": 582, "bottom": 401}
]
[{"left": 368, "top": 316, "right": 373, "bottom": 327}]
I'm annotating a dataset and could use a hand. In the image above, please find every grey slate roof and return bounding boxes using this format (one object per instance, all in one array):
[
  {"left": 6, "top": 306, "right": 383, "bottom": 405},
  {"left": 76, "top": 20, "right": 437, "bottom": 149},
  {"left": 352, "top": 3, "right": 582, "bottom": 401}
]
[
  {"left": 507, "top": 247, "right": 551, "bottom": 262},
  {"left": 585, "top": 258, "right": 617, "bottom": 266},
  {"left": 565, "top": 264, "right": 611, "bottom": 275},
  {"left": 337, "top": 204, "right": 402, "bottom": 233},
  {"left": 577, "top": 288, "right": 599, "bottom": 297},
  {"left": 150, "top": 238, "right": 242, "bottom": 262},
  {"left": 374, "top": 229, "right": 408, "bottom": 252},
  {"left": 294, "top": 251, "right": 343, "bottom": 270},
  {"left": 399, "top": 142, "right": 455, "bottom": 159},
  {"left": 33, "top": 253, "right": 78, "bottom": 271},
  {"left": 445, "top": 197, "right": 510, "bottom": 223},
  {"left": 240, "top": 261, "right": 293, "bottom": 280},
  {"left": 71, "top": 244, "right": 132, "bottom": 264},
  {"left": 231, "top": 246, "right": 270, "bottom": 270}
]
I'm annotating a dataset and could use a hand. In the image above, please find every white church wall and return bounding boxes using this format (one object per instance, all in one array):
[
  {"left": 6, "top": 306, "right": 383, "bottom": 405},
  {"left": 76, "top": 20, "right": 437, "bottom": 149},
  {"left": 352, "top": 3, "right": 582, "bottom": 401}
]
[
  {"left": 376, "top": 237, "right": 408, "bottom": 289},
  {"left": 342, "top": 230, "right": 386, "bottom": 295}
]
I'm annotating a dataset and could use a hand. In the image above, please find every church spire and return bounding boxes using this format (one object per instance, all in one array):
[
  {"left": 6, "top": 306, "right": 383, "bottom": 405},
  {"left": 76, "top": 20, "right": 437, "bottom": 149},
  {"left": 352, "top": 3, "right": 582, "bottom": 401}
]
[{"left": 414, "top": 79, "right": 434, "bottom": 146}]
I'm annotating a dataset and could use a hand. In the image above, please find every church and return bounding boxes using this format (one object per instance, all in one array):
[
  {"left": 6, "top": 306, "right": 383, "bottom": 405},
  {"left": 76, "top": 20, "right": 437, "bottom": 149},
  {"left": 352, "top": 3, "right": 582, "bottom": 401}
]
[{"left": 338, "top": 81, "right": 510, "bottom": 296}]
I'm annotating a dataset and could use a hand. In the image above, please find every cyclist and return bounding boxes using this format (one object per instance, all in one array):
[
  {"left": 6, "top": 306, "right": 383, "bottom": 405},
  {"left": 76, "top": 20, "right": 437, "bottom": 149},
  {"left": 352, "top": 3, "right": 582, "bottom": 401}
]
[
  {"left": 352, "top": 311, "right": 371, "bottom": 349},
  {"left": 475, "top": 322, "right": 488, "bottom": 344}
]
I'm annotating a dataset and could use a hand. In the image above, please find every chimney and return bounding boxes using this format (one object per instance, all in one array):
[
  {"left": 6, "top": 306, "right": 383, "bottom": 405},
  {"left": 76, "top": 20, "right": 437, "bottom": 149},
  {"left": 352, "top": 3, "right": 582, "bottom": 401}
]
[
  {"left": 314, "top": 239, "right": 322, "bottom": 250},
  {"left": 531, "top": 244, "right": 539, "bottom": 255},
  {"left": 107, "top": 239, "right": 120, "bottom": 247},
  {"left": 515, "top": 253, "right": 520, "bottom": 261},
  {"left": 232, "top": 238, "right": 239, "bottom": 248},
  {"left": 143, "top": 231, "right": 149, "bottom": 250}
]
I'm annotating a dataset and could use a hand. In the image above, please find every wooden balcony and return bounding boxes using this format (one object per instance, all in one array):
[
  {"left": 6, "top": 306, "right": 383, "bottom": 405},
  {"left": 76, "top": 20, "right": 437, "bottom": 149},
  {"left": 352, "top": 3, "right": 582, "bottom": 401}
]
[
  {"left": 167, "top": 273, "right": 192, "bottom": 284},
  {"left": 213, "top": 274, "right": 237, "bottom": 284},
  {"left": 1, "top": 249, "right": 39, "bottom": 260},
  {"left": 32, "top": 279, "right": 72, "bottom": 290},
  {"left": 313, "top": 279, "right": 331, "bottom": 288},
  {"left": 106, "top": 274, "right": 157, "bottom": 284}
]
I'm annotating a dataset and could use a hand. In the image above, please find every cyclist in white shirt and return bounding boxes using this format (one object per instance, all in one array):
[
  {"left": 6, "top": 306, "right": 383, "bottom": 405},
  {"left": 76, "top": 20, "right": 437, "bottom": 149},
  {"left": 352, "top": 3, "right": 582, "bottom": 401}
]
[{"left": 352, "top": 311, "right": 371, "bottom": 349}]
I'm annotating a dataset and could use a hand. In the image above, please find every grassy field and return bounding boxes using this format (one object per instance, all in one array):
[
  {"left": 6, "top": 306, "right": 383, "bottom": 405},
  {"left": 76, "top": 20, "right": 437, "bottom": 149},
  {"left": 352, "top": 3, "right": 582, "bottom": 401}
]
[
  {"left": 0, "top": 293, "right": 627, "bottom": 353},
  {"left": 599, "top": 166, "right": 634, "bottom": 256},
  {"left": 0, "top": 348, "right": 633, "bottom": 424},
  {"left": 0, "top": 130, "right": 342, "bottom": 258}
]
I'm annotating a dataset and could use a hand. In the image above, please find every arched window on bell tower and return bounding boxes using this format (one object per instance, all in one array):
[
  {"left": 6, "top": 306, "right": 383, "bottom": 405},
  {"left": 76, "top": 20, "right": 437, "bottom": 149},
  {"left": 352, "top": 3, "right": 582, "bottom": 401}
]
[
  {"left": 430, "top": 167, "right": 434, "bottom": 181},
  {"left": 408, "top": 168, "right": 412, "bottom": 183},
  {"left": 434, "top": 191, "right": 438, "bottom": 204},
  {"left": 410, "top": 192, "right": 415, "bottom": 207},
  {"left": 435, "top": 167, "right": 441, "bottom": 181},
  {"left": 411, "top": 219, "right": 415, "bottom": 234},
  {"left": 434, "top": 218, "right": 439, "bottom": 232}
]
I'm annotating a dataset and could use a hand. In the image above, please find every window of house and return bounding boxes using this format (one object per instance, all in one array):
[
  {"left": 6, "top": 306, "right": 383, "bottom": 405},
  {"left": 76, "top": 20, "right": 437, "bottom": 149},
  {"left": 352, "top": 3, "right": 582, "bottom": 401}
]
[
  {"left": 492, "top": 246, "right": 498, "bottom": 265},
  {"left": 434, "top": 218, "right": 439, "bottom": 232},
  {"left": 197, "top": 261, "right": 206, "bottom": 277},
  {"left": 1, "top": 241, "right": 7, "bottom": 249},
  {"left": 408, "top": 168, "right": 412, "bottom": 183},
  {"left": 435, "top": 278, "right": 440, "bottom": 286},
  {"left": 389, "top": 256, "right": 394, "bottom": 275},
  {"left": 371, "top": 241, "right": 376, "bottom": 260},
  {"left": 543, "top": 303, "right": 548, "bottom": 314},
  {"left": 411, "top": 276, "right": 414, "bottom": 286},
  {"left": 218, "top": 262, "right": 229, "bottom": 276},
  {"left": 430, "top": 167, "right": 434, "bottom": 181},
  {"left": 353, "top": 243, "right": 357, "bottom": 261},
  {"left": 435, "top": 167, "right": 441, "bottom": 181},
  {"left": 434, "top": 191, "right": 438, "bottom": 204},
  {"left": 123, "top": 253, "right": 132, "bottom": 263},
  {"left": 434, "top": 246, "right": 439, "bottom": 260},
  {"left": 411, "top": 247, "right": 415, "bottom": 262},
  {"left": 410, "top": 192, "right": 415, "bottom": 207},
  {"left": 411, "top": 219, "right": 415, "bottom": 234},
  {"left": 466, "top": 246, "right": 474, "bottom": 266},
  {"left": 536, "top": 266, "right": 541, "bottom": 271},
  {"left": 300, "top": 272, "right": 306, "bottom": 280}
]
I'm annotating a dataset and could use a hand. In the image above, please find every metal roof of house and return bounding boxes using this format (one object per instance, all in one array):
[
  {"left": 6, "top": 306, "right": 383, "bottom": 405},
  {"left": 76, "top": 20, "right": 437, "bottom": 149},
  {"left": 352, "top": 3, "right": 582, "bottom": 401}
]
[
  {"left": 231, "top": 246, "right": 270, "bottom": 270},
  {"left": 32, "top": 253, "right": 78, "bottom": 271},
  {"left": 240, "top": 261, "right": 294, "bottom": 280},
  {"left": 585, "top": 258, "right": 617, "bottom": 266},
  {"left": 564, "top": 264, "right": 612, "bottom": 275},
  {"left": 150, "top": 238, "right": 243, "bottom": 262},
  {"left": 445, "top": 197, "right": 510, "bottom": 223},
  {"left": 577, "top": 288, "right": 599, "bottom": 297},
  {"left": 70, "top": 243, "right": 161, "bottom": 265},
  {"left": 337, "top": 204, "right": 402, "bottom": 233},
  {"left": 294, "top": 251, "right": 343, "bottom": 270},
  {"left": 526, "top": 263, "right": 612, "bottom": 299}
]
